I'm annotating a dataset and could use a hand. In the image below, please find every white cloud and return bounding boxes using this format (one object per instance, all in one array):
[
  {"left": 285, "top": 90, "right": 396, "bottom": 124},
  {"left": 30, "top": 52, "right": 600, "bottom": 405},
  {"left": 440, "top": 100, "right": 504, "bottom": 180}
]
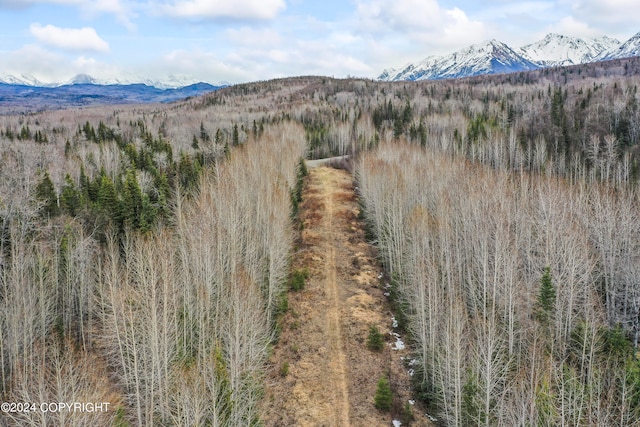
[
  {"left": 30, "top": 23, "right": 110, "bottom": 52},
  {"left": 541, "top": 15, "right": 602, "bottom": 39},
  {"left": 569, "top": 0, "right": 640, "bottom": 38},
  {"left": 4, "top": 44, "right": 72, "bottom": 82},
  {"left": 0, "top": 0, "right": 135, "bottom": 29},
  {"left": 354, "top": 0, "right": 486, "bottom": 54},
  {"left": 73, "top": 55, "right": 97, "bottom": 67},
  {"left": 571, "top": 0, "right": 640, "bottom": 23},
  {"left": 156, "top": 0, "right": 285, "bottom": 21},
  {"left": 225, "top": 27, "right": 283, "bottom": 48},
  {"left": 159, "top": 49, "right": 255, "bottom": 83},
  {"left": 81, "top": 0, "right": 136, "bottom": 30}
]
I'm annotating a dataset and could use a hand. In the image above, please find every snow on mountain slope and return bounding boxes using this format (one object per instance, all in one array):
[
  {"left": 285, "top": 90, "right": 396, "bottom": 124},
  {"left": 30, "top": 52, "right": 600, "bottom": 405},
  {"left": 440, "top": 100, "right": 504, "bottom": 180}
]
[
  {"left": 0, "top": 73, "right": 224, "bottom": 90},
  {"left": 0, "top": 74, "right": 51, "bottom": 87},
  {"left": 379, "top": 32, "right": 638, "bottom": 82},
  {"left": 519, "top": 33, "right": 619, "bottom": 67},
  {"left": 601, "top": 32, "right": 640, "bottom": 60},
  {"left": 381, "top": 39, "right": 539, "bottom": 81}
]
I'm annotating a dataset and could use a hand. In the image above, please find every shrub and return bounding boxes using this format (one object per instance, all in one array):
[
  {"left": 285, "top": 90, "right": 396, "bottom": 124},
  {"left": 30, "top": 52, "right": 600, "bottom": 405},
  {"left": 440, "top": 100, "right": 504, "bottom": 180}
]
[
  {"left": 374, "top": 374, "right": 393, "bottom": 412},
  {"left": 289, "top": 268, "right": 309, "bottom": 291},
  {"left": 367, "top": 324, "right": 384, "bottom": 351},
  {"left": 401, "top": 401, "right": 415, "bottom": 424},
  {"left": 280, "top": 362, "right": 290, "bottom": 377}
]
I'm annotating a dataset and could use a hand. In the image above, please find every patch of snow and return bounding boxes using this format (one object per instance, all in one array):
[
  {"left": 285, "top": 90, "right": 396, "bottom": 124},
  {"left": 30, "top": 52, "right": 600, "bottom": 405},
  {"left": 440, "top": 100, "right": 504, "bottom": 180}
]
[
  {"left": 408, "top": 400, "right": 415, "bottom": 405},
  {"left": 408, "top": 358, "right": 418, "bottom": 366},
  {"left": 384, "top": 292, "right": 390, "bottom": 297},
  {"left": 392, "top": 335, "right": 405, "bottom": 350},
  {"left": 408, "top": 369, "right": 414, "bottom": 377},
  {"left": 392, "top": 420, "right": 402, "bottom": 427},
  {"left": 392, "top": 316, "right": 398, "bottom": 328},
  {"left": 378, "top": 272, "right": 383, "bottom": 279},
  {"left": 426, "top": 413, "right": 438, "bottom": 422}
]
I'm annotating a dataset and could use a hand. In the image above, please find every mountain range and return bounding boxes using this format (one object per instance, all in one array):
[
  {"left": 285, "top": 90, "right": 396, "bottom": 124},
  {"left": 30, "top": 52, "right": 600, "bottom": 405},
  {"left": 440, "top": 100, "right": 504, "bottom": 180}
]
[
  {"left": 0, "top": 73, "right": 230, "bottom": 90},
  {"left": 0, "top": 75, "right": 226, "bottom": 112},
  {"left": 379, "top": 32, "right": 640, "bottom": 81}
]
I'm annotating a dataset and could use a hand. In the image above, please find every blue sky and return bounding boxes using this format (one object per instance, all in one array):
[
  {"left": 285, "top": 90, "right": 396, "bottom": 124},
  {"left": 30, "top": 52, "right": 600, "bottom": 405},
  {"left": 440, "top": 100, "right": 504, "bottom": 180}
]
[{"left": 0, "top": 0, "right": 639, "bottom": 85}]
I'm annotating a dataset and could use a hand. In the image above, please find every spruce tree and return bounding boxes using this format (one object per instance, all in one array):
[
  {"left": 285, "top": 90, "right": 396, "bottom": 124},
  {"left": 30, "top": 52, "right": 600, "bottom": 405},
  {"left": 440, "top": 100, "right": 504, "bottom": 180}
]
[
  {"left": 60, "top": 174, "right": 80, "bottom": 216},
  {"left": 232, "top": 124, "right": 239, "bottom": 146},
  {"left": 535, "top": 267, "right": 555, "bottom": 325},
  {"left": 122, "top": 169, "right": 143, "bottom": 229},
  {"left": 97, "top": 174, "right": 120, "bottom": 225},
  {"left": 374, "top": 374, "right": 393, "bottom": 411},
  {"left": 35, "top": 171, "right": 59, "bottom": 217}
]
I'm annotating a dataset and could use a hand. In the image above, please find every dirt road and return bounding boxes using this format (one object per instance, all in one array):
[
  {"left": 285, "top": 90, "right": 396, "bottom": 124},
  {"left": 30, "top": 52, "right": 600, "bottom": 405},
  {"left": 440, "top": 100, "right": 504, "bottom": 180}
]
[{"left": 260, "top": 165, "right": 431, "bottom": 426}]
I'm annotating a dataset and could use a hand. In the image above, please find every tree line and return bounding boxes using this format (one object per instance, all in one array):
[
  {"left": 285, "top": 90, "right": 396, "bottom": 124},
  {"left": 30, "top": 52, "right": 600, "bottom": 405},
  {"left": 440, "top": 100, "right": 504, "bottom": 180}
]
[
  {"left": 1, "top": 121, "right": 306, "bottom": 426},
  {"left": 357, "top": 142, "right": 640, "bottom": 426}
]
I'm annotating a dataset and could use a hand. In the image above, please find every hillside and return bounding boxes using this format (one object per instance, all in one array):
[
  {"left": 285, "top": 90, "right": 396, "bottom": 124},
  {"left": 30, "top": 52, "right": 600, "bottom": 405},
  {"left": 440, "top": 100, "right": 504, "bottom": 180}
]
[{"left": 2, "top": 60, "right": 640, "bottom": 425}]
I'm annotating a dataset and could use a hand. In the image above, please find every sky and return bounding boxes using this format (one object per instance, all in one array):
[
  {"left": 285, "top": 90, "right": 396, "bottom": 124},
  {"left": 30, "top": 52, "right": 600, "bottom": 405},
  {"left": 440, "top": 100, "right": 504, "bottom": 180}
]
[{"left": 0, "top": 0, "right": 639, "bottom": 85}]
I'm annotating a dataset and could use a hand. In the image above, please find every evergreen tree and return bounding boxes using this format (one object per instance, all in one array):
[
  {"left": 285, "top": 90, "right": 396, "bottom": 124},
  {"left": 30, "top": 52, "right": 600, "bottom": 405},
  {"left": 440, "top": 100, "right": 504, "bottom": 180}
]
[
  {"left": 535, "top": 267, "right": 555, "bottom": 325},
  {"left": 64, "top": 140, "right": 72, "bottom": 158},
  {"left": 374, "top": 374, "right": 393, "bottom": 411},
  {"left": 232, "top": 124, "right": 239, "bottom": 146},
  {"left": 367, "top": 324, "right": 384, "bottom": 351},
  {"left": 200, "top": 121, "right": 210, "bottom": 142},
  {"left": 97, "top": 174, "right": 120, "bottom": 225},
  {"left": 177, "top": 152, "right": 201, "bottom": 190},
  {"left": 402, "top": 100, "right": 412, "bottom": 125},
  {"left": 60, "top": 174, "right": 80, "bottom": 216},
  {"left": 121, "top": 169, "right": 143, "bottom": 229},
  {"left": 35, "top": 171, "right": 59, "bottom": 217},
  {"left": 138, "top": 193, "right": 156, "bottom": 233},
  {"left": 19, "top": 125, "right": 31, "bottom": 141}
]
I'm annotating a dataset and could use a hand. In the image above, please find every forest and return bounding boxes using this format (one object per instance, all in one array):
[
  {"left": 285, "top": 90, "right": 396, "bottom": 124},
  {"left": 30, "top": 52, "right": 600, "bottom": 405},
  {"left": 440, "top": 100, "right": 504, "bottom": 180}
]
[{"left": 2, "top": 55, "right": 640, "bottom": 425}]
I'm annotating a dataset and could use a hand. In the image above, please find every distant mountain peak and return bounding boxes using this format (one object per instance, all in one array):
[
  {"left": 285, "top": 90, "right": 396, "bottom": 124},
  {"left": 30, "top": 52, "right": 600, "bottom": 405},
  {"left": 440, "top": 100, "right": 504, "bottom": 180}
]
[
  {"left": 380, "top": 38, "right": 538, "bottom": 81},
  {"left": 67, "top": 74, "right": 97, "bottom": 85},
  {"left": 0, "top": 74, "right": 48, "bottom": 87},
  {"left": 0, "top": 73, "right": 227, "bottom": 90},
  {"left": 603, "top": 31, "right": 640, "bottom": 60},
  {"left": 379, "top": 32, "right": 636, "bottom": 82},
  {"left": 518, "top": 32, "right": 614, "bottom": 67}
]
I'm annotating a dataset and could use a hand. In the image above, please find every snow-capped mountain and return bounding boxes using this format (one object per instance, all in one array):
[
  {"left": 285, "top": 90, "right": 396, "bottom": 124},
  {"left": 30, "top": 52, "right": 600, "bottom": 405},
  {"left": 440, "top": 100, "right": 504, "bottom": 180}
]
[
  {"left": 0, "top": 73, "right": 224, "bottom": 90},
  {"left": 380, "top": 40, "right": 539, "bottom": 81},
  {"left": 0, "top": 74, "right": 52, "bottom": 87},
  {"left": 519, "top": 33, "right": 619, "bottom": 67},
  {"left": 0, "top": 74, "right": 227, "bottom": 110},
  {"left": 601, "top": 32, "right": 640, "bottom": 60},
  {"left": 380, "top": 32, "right": 640, "bottom": 82}
]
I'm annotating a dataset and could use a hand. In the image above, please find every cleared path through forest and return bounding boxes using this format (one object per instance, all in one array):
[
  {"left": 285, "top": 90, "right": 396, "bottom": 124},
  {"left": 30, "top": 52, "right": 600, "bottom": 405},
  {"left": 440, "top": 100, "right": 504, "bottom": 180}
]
[{"left": 261, "top": 165, "right": 432, "bottom": 426}]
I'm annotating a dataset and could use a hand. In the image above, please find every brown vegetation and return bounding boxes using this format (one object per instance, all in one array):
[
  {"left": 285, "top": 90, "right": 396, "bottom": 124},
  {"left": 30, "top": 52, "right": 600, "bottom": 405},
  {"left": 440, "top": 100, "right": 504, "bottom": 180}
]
[
  {"left": 3, "top": 58, "right": 640, "bottom": 425},
  {"left": 357, "top": 142, "right": 640, "bottom": 425},
  {"left": 261, "top": 165, "right": 431, "bottom": 426}
]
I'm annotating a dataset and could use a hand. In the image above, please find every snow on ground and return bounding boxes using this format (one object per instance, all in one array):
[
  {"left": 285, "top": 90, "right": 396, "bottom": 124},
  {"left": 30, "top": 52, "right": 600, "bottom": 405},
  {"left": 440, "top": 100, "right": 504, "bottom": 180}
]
[
  {"left": 390, "top": 332, "right": 405, "bottom": 350},
  {"left": 392, "top": 420, "right": 402, "bottom": 427}
]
